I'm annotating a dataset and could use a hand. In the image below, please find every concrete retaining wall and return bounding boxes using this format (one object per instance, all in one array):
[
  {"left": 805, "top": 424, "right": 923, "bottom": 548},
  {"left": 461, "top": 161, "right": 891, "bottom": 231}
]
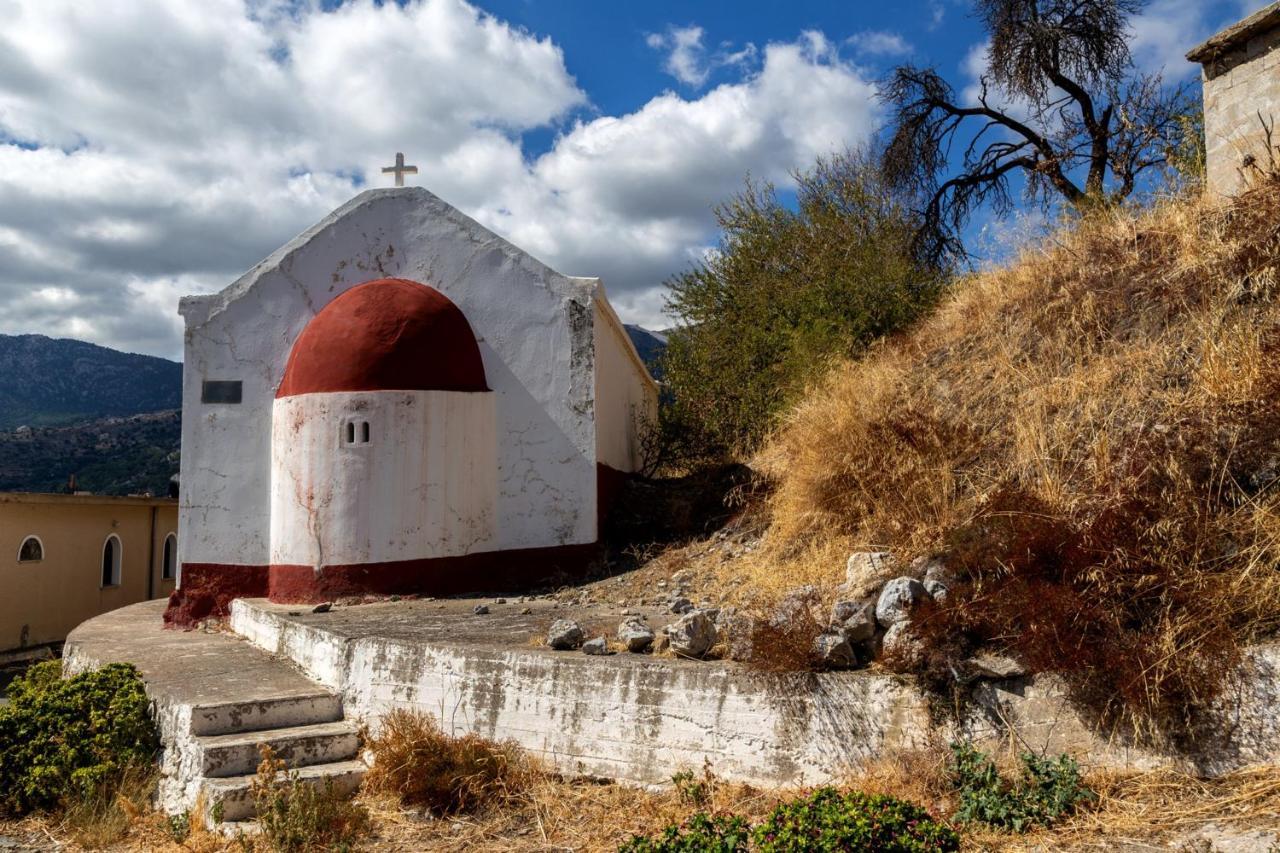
[{"left": 230, "top": 599, "right": 1280, "bottom": 784}]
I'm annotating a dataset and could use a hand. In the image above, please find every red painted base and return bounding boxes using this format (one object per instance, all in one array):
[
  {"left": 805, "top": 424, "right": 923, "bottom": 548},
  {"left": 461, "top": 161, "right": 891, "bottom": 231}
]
[
  {"left": 163, "top": 544, "right": 599, "bottom": 628},
  {"left": 163, "top": 563, "right": 268, "bottom": 629}
]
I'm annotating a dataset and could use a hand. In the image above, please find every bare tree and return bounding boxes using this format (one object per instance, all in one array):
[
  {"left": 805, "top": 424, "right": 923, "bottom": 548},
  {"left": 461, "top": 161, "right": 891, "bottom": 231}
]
[{"left": 882, "top": 0, "right": 1194, "bottom": 263}]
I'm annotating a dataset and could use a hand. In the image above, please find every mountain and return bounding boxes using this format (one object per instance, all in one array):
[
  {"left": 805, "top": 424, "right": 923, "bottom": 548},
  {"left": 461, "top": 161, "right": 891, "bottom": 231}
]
[
  {"left": 624, "top": 325, "right": 668, "bottom": 380},
  {"left": 0, "top": 334, "right": 182, "bottom": 431},
  {"left": 0, "top": 410, "right": 180, "bottom": 497}
]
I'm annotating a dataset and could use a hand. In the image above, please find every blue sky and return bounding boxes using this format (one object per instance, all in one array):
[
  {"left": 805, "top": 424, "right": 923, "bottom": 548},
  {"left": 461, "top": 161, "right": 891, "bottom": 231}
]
[{"left": 0, "top": 0, "right": 1266, "bottom": 359}]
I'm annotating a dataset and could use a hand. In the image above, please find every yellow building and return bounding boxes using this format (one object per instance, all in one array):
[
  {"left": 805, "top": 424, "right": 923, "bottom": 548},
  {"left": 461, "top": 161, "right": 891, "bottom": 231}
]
[{"left": 0, "top": 493, "right": 178, "bottom": 653}]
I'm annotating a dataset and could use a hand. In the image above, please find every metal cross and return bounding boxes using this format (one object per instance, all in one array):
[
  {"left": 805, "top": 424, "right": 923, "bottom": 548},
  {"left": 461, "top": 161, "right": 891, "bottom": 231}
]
[{"left": 381, "top": 152, "right": 418, "bottom": 187}]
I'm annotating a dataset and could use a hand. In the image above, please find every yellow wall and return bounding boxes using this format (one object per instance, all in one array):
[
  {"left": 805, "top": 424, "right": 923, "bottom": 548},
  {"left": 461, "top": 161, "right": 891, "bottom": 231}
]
[{"left": 0, "top": 494, "right": 178, "bottom": 652}]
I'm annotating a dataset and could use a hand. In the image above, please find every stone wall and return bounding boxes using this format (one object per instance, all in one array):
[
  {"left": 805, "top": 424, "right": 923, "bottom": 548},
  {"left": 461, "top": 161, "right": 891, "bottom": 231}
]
[{"left": 1198, "top": 14, "right": 1280, "bottom": 195}]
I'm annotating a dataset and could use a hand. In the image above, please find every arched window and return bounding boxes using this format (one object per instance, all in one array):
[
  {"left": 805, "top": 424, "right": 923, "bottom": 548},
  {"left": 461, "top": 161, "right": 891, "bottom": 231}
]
[
  {"left": 101, "top": 534, "right": 122, "bottom": 587},
  {"left": 17, "top": 536, "right": 43, "bottom": 563},
  {"left": 162, "top": 533, "right": 177, "bottom": 580}
]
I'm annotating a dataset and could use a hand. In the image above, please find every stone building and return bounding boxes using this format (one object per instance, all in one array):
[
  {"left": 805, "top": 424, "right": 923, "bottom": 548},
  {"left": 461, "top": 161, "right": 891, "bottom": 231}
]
[
  {"left": 1188, "top": 2, "right": 1280, "bottom": 195},
  {"left": 169, "top": 187, "right": 658, "bottom": 624},
  {"left": 0, "top": 493, "right": 177, "bottom": 652}
]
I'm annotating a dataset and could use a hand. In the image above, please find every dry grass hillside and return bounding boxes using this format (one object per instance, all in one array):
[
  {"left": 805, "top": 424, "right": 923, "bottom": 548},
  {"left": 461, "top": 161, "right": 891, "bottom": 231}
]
[{"left": 726, "top": 177, "right": 1280, "bottom": 736}]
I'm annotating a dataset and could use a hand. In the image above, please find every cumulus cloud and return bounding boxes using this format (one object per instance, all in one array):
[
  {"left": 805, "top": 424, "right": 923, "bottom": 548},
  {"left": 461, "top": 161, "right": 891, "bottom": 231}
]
[{"left": 0, "top": 1, "right": 877, "bottom": 356}]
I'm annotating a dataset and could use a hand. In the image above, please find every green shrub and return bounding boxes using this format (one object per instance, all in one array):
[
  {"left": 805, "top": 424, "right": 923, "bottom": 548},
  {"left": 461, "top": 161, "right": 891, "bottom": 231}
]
[
  {"left": 0, "top": 661, "right": 158, "bottom": 814},
  {"left": 660, "top": 148, "right": 947, "bottom": 464},
  {"left": 949, "top": 742, "right": 1094, "bottom": 832},
  {"left": 671, "top": 768, "right": 711, "bottom": 807},
  {"left": 752, "top": 788, "right": 959, "bottom": 852},
  {"left": 620, "top": 812, "right": 751, "bottom": 853}
]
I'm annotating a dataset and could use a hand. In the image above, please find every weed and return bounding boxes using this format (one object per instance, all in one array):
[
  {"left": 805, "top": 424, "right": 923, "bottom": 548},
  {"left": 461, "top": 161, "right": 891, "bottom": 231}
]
[
  {"left": 672, "top": 768, "right": 712, "bottom": 807},
  {"left": 948, "top": 742, "right": 1094, "bottom": 832},
  {"left": 251, "top": 744, "right": 370, "bottom": 852},
  {"left": 620, "top": 812, "right": 751, "bottom": 852}
]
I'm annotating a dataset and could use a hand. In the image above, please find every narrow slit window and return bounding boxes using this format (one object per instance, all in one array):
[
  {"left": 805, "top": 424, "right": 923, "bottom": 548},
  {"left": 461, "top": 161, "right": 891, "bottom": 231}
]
[
  {"left": 346, "top": 422, "right": 356, "bottom": 444},
  {"left": 361, "top": 421, "right": 370, "bottom": 444}
]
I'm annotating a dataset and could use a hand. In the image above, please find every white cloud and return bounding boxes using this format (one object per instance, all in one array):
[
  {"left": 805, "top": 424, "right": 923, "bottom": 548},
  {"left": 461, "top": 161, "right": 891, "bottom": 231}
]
[
  {"left": 646, "top": 23, "right": 758, "bottom": 89},
  {"left": 1130, "top": 0, "right": 1273, "bottom": 78},
  {"left": 847, "top": 31, "right": 912, "bottom": 57},
  {"left": 0, "top": 1, "right": 878, "bottom": 355}
]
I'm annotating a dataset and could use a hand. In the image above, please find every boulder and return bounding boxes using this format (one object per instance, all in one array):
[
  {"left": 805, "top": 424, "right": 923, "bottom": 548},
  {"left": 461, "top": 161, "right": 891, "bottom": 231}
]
[
  {"left": 668, "top": 596, "right": 694, "bottom": 615},
  {"left": 617, "top": 618, "right": 655, "bottom": 653},
  {"left": 472, "top": 604, "right": 490, "bottom": 615},
  {"left": 844, "top": 552, "right": 894, "bottom": 598},
  {"left": 813, "top": 632, "right": 857, "bottom": 669},
  {"left": 832, "top": 600, "right": 877, "bottom": 642},
  {"left": 547, "top": 619, "right": 585, "bottom": 650},
  {"left": 880, "top": 621, "right": 925, "bottom": 668},
  {"left": 875, "top": 577, "right": 926, "bottom": 627},
  {"left": 582, "top": 636, "right": 609, "bottom": 656},
  {"left": 665, "top": 610, "right": 717, "bottom": 658}
]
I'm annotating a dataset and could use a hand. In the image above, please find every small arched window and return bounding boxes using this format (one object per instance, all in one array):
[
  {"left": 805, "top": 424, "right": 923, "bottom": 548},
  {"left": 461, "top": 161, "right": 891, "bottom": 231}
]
[
  {"left": 343, "top": 420, "right": 371, "bottom": 446},
  {"left": 101, "top": 534, "right": 122, "bottom": 587},
  {"left": 161, "top": 533, "right": 177, "bottom": 580},
  {"left": 17, "top": 536, "right": 43, "bottom": 563}
]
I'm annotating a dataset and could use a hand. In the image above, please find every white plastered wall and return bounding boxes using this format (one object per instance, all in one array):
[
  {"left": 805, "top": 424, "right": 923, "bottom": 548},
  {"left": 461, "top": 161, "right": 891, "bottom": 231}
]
[
  {"left": 269, "top": 390, "right": 496, "bottom": 567},
  {"left": 591, "top": 284, "right": 659, "bottom": 473},
  {"left": 179, "top": 188, "right": 597, "bottom": 571}
]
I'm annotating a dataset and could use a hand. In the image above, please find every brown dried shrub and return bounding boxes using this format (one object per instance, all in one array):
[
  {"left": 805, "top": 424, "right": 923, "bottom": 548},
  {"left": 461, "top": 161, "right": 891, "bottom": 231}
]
[
  {"left": 362, "top": 709, "right": 539, "bottom": 815},
  {"left": 750, "top": 176, "right": 1280, "bottom": 737}
]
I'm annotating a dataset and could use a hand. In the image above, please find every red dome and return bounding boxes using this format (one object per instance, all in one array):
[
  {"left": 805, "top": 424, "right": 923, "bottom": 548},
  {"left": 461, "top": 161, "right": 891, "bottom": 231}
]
[{"left": 276, "top": 278, "right": 488, "bottom": 398}]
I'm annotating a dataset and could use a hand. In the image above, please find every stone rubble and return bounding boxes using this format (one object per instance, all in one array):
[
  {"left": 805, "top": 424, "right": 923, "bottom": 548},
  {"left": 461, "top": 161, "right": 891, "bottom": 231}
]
[
  {"left": 875, "top": 577, "right": 926, "bottom": 627},
  {"left": 618, "top": 618, "right": 655, "bottom": 653},
  {"left": 547, "top": 619, "right": 585, "bottom": 650},
  {"left": 665, "top": 610, "right": 717, "bottom": 658}
]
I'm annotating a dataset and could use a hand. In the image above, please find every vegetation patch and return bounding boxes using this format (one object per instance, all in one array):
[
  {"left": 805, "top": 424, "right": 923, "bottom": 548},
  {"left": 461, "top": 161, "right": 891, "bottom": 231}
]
[
  {"left": 0, "top": 661, "right": 158, "bottom": 816},
  {"left": 251, "top": 744, "right": 370, "bottom": 853},
  {"left": 362, "top": 707, "right": 536, "bottom": 815},
  {"left": 948, "top": 742, "right": 1094, "bottom": 832},
  {"left": 751, "top": 178, "right": 1280, "bottom": 736}
]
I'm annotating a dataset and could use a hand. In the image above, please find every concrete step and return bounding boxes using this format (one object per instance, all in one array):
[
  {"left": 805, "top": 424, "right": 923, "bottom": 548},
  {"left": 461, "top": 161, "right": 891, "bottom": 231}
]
[
  {"left": 188, "top": 692, "right": 343, "bottom": 737},
  {"left": 196, "top": 720, "right": 360, "bottom": 778},
  {"left": 201, "top": 759, "right": 367, "bottom": 824}
]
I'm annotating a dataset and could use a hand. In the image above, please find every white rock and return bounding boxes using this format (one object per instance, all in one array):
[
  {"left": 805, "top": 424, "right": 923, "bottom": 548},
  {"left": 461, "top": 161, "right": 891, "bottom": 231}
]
[
  {"left": 832, "top": 600, "right": 877, "bottom": 642},
  {"left": 547, "top": 619, "right": 584, "bottom": 650},
  {"left": 668, "top": 596, "right": 694, "bottom": 615},
  {"left": 617, "top": 618, "right": 655, "bottom": 653},
  {"left": 844, "top": 552, "right": 894, "bottom": 598},
  {"left": 665, "top": 611, "right": 717, "bottom": 659},
  {"left": 813, "top": 632, "right": 857, "bottom": 669},
  {"left": 875, "top": 577, "right": 926, "bottom": 627},
  {"left": 880, "top": 622, "right": 925, "bottom": 668},
  {"left": 923, "top": 579, "right": 949, "bottom": 602},
  {"left": 582, "top": 637, "right": 609, "bottom": 655}
]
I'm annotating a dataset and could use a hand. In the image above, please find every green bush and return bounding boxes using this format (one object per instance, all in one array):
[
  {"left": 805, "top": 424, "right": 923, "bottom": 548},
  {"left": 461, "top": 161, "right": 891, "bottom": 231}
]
[
  {"left": 949, "top": 742, "right": 1094, "bottom": 832},
  {"left": 659, "top": 148, "right": 947, "bottom": 464},
  {"left": 620, "top": 812, "right": 751, "bottom": 853},
  {"left": 752, "top": 788, "right": 959, "bottom": 852},
  {"left": 0, "top": 661, "right": 158, "bottom": 814}
]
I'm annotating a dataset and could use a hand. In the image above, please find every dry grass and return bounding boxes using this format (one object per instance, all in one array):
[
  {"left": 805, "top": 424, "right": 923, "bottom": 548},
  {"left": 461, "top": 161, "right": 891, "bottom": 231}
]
[
  {"left": 3, "top": 756, "right": 1279, "bottom": 850},
  {"left": 737, "top": 178, "right": 1280, "bottom": 737},
  {"left": 362, "top": 708, "right": 538, "bottom": 816}
]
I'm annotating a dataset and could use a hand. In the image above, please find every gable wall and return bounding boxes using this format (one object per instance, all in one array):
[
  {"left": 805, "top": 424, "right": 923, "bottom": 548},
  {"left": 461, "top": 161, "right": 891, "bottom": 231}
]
[
  {"left": 178, "top": 189, "right": 597, "bottom": 570},
  {"left": 1199, "top": 18, "right": 1280, "bottom": 195}
]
